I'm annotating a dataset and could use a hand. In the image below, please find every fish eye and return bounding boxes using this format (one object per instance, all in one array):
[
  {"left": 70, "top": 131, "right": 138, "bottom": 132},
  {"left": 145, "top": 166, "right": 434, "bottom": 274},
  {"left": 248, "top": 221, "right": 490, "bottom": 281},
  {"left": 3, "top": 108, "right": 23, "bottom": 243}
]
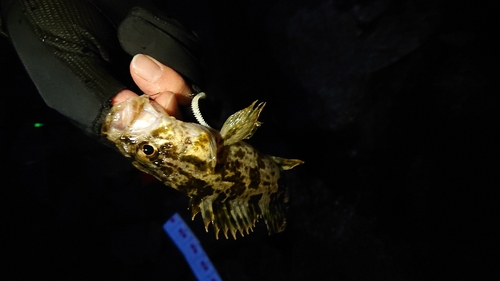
[{"left": 140, "top": 143, "right": 157, "bottom": 157}]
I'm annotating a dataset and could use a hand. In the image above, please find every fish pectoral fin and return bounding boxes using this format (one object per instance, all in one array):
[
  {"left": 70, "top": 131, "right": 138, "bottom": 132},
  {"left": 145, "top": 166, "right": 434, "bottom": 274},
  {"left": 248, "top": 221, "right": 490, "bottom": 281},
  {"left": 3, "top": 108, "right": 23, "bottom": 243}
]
[
  {"left": 270, "top": 156, "right": 304, "bottom": 170},
  {"left": 220, "top": 101, "right": 265, "bottom": 146}
]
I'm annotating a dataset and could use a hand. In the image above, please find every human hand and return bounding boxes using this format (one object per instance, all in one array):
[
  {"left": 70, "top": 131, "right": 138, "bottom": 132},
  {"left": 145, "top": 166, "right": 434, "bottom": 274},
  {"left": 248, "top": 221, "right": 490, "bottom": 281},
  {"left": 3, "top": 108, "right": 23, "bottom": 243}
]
[{"left": 111, "top": 54, "right": 193, "bottom": 120}]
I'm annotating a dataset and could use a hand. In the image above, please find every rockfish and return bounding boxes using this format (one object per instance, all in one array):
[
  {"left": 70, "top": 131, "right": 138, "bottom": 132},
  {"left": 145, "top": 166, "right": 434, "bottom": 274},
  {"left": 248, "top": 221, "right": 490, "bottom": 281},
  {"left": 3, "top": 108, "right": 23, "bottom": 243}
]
[{"left": 102, "top": 93, "right": 303, "bottom": 239}]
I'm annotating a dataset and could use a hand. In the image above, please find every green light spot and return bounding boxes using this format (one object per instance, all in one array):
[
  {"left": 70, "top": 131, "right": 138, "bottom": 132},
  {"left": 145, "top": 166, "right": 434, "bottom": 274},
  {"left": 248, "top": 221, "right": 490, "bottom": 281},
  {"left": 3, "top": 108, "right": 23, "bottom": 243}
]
[{"left": 34, "top": 123, "right": 44, "bottom": 128}]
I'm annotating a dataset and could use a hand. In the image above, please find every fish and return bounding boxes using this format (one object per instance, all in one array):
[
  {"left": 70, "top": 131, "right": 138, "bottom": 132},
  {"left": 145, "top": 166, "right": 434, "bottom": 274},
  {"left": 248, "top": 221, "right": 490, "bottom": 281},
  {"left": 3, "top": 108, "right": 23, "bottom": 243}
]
[{"left": 102, "top": 93, "right": 303, "bottom": 239}]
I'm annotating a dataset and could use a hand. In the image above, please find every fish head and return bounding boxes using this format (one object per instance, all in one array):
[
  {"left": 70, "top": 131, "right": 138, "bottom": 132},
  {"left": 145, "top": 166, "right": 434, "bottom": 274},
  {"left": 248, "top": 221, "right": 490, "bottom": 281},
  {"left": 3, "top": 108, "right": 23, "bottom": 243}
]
[{"left": 102, "top": 95, "right": 218, "bottom": 183}]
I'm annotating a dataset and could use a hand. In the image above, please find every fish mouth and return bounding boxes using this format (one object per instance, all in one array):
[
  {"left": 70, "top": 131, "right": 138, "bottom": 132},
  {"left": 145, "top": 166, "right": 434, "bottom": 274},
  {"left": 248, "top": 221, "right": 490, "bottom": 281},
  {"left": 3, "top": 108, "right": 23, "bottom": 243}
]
[{"left": 102, "top": 95, "right": 166, "bottom": 141}]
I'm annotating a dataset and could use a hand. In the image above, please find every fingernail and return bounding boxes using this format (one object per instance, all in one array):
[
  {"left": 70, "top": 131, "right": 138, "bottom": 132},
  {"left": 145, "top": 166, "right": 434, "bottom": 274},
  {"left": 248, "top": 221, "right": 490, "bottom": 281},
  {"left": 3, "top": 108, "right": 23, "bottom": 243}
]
[{"left": 131, "top": 54, "right": 162, "bottom": 82}]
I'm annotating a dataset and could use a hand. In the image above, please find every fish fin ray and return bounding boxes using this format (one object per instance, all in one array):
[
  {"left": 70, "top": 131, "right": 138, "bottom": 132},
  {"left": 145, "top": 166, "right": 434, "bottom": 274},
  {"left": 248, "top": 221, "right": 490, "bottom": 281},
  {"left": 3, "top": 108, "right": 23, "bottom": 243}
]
[
  {"left": 220, "top": 101, "right": 265, "bottom": 146},
  {"left": 191, "top": 191, "right": 287, "bottom": 239}
]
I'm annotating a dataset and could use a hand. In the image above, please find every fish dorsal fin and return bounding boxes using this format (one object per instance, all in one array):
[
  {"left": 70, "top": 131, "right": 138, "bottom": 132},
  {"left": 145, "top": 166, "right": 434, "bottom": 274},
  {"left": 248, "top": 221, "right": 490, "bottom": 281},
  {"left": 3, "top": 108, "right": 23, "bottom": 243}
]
[
  {"left": 270, "top": 156, "right": 304, "bottom": 170},
  {"left": 220, "top": 101, "right": 265, "bottom": 146}
]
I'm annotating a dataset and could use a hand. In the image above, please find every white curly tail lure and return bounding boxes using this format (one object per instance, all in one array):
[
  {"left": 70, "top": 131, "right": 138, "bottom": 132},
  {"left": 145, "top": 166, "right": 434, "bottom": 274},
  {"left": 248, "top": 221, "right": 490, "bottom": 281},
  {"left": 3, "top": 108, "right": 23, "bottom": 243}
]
[{"left": 191, "top": 92, "right": 211, "bottom": 128}]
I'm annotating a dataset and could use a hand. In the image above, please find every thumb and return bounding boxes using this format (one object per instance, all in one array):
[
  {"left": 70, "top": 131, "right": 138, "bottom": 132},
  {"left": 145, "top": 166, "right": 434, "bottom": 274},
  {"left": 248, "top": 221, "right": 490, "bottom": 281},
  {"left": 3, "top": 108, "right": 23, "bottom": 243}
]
[{"left": 130, "top": 54, "right": 192, "bottom": 105}]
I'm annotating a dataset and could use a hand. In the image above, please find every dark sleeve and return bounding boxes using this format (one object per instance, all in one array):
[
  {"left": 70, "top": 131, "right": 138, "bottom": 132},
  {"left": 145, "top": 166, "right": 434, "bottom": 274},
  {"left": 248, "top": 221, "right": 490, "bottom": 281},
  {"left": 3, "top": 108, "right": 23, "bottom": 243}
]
[{"left": 1, "top": 0, "right": 201, "bottom": 139}]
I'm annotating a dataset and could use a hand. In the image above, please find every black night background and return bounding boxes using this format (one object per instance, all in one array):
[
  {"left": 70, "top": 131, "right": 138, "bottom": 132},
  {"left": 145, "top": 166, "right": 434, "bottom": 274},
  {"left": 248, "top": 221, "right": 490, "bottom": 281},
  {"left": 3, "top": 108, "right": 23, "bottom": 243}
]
[{"left": 1, "top": 0, "right": 497, "bottom": 280}]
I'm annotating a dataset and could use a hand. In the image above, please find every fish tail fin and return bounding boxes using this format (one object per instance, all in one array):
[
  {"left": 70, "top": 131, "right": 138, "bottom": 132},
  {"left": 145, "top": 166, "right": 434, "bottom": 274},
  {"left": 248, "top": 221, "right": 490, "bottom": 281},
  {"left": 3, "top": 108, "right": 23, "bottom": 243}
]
[{"left": 270, "top": 156, "right": 304, "bottom": 170}]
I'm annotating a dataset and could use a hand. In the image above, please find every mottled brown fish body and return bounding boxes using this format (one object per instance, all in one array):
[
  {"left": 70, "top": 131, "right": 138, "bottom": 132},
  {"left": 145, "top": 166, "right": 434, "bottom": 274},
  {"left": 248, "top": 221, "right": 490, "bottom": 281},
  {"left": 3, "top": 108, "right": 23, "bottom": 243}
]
[
  {"left": 103, "top": 95, "right": 302, "bottom": 239},
  {"left": 194, "top": 142, "right": 288, "bottom": 238}
]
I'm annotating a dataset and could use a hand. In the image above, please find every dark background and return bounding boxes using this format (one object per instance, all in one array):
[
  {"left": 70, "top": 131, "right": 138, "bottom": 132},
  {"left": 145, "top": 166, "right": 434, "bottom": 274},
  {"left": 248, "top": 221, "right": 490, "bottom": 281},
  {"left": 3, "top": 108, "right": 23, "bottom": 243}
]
[{"left": 1, "top": 0, "right": 497, "bottom": 280}]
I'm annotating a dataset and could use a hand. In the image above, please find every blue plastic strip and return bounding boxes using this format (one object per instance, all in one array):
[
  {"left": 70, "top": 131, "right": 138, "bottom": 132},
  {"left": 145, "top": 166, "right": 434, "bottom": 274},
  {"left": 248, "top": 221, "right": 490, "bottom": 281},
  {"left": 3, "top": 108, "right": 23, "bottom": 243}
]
[{"left": 163, "top": 213, "right": 222, "bottom": 281}]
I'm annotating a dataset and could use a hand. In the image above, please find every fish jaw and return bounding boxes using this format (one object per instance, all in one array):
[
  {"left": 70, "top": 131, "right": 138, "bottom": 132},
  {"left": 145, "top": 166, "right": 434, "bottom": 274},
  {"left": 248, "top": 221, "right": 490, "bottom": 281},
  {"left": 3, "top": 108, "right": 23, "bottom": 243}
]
[{"left": 102, "top": 95, "right": 167, "bottom": 143}]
